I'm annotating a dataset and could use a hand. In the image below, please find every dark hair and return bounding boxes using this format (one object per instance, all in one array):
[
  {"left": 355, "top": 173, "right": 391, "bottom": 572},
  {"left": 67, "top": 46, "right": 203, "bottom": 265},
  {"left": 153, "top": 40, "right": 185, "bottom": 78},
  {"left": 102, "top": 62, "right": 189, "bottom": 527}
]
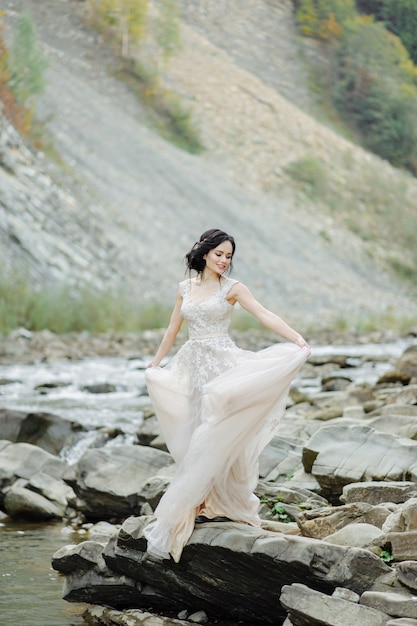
[{"left": 185, "top": 228, "right": 236, "bottom": 276}]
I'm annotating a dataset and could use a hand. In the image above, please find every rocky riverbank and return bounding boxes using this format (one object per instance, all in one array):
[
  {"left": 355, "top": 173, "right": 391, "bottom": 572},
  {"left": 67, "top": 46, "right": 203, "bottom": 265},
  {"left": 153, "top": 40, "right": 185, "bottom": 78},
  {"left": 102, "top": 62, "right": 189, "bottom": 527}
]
[{"left": 1, "top": 329, "right": 417, "bottom": 625}]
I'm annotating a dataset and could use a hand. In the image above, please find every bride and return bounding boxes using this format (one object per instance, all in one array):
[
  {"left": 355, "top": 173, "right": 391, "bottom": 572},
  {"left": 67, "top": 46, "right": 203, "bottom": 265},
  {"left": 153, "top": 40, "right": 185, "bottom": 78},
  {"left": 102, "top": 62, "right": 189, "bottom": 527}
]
[{"left": 144, "top": 228, "right": 310, "bottom": 562}]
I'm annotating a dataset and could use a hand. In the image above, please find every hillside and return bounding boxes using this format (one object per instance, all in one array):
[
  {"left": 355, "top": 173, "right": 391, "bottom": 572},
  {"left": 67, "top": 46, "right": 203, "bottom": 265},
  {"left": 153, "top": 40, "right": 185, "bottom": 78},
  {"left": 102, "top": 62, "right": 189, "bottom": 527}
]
[{"left": 1, "top": 0, "right": 416, "bottom": 329}]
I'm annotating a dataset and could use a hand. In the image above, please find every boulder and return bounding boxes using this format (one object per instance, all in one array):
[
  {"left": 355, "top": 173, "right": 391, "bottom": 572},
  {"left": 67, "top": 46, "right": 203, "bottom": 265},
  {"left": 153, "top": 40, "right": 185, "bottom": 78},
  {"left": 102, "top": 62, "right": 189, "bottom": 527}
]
[
  {"left": 383, "top": 532, "right": 417, "bottom": 561},
  {"left": 0, "top": 440, "right": 70, "bottom": 517},
  {"left": 396, "top": 348, "right": 417, "bottom": 379},
  {"left": 361, "top": 591, "right": 417, "bottom": 619},
  {"left": 52, "top": 515, "right": 391, "bottom": 624},
  {"left": 341, "top": 482, "right": 417, "bottom": 506},
  {"left": 396, "top": 561, "right": 417, "bottom": 592},
  {"left": 65, "top": 445, "right": 174, "bottom": 519},
  {"left": 0, "top": 408, "right": 85, "bottom": 455},
  {"left": 323, "top": 523, "right": 384, "bottom": 550},
  {"left": 280, "top": 583, "right": 389, "bottom": 626},
  {"left": 4, "top": 483, "right": 66, "bottom": 520},
  {"left": 302, "top": 425, "right": 417, "bottom": 500},
  {"left": 296, "top": 502, "right": 379, "bottom": 539}
]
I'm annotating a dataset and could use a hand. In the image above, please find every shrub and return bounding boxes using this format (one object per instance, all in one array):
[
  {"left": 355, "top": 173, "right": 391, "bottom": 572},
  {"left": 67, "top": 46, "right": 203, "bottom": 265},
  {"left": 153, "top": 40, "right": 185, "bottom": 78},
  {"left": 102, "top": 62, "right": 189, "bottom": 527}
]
[
  {"left": 0, "top": 15, "right": 34, "bottom": 136},
  {"left": 86, "top": 0, "right": 148, "bottom": 57},
  {"left": 356, "top": 0, "right": 417, "bottom": 65},
  {"left": 295, "top": 0, "right": 355, "bottom": 39},
  {"left": 8, "top": 12, "right": 48, "bottom": 107},
  {"left": 331, "top": 19, "right": 417, "bottom": 171},
  {"left": 284, "top": 155, "right": 328, "bottom": 197}
]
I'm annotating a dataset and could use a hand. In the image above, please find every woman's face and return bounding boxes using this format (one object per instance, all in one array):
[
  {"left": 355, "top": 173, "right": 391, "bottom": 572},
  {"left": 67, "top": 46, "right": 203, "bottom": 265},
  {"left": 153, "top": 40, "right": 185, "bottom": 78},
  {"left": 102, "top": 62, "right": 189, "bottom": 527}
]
[{"left": 204, "top": 240, "right": 233, "bottom": 276}]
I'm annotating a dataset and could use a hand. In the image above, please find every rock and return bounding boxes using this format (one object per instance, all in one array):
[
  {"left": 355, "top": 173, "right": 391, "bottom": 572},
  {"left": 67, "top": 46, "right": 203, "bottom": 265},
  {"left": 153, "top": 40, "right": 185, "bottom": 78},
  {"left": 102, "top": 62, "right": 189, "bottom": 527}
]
[
  {"left": 383, "top": 532, "right": 417, "bottom": 561},
  {"left": 323, "top": 523, "right": 384, "bottom": 550},
  {"left": 377, "top": 371, "right": 412, "bottom": 386},
  {"left": 341, "top": 482, "right": 417, "bottom": 506},
  {"left": 258, "top": 436, "right": 304, "bottom": 481},
  {"left": 52, "top": 541, "right": 106, "bottom": 574},
  {"left": 66, "top": 445, "right": 174, "bottom": 519},
  {"left": 388, "top": 386, "right": 417, "bottom": 407},
  {"left": 0, "top": 440, "right": 71, "bottom": 518},
  {"left": 396, "top": 349, "right": 417, "bottom": 379},
  {"left": 52, "top": 515, "right": 390, "bottom": 624},
  {"left": 4, "top": 484, "right": 66, "bottom": 520},
  {"left": 387, "top": 620, "right": 417, "bottom": 626},
  {"left": 188, "top": 611, "right": 208, "bottom": 624},
  {"left": 17, "top": 411, "right": 84, "bottom": 455},
  {"left": 82, "top": 383, "right": 118, "bottom": 394},
  {"left": 382, "top": 500, "right": 417, "bottom": 533},
  {"left": 369, "top": 414, "right": 417, "bottom": 439},
  {"left": 0, "top": 409, "right": 28, "bottom": 441},
  {"left": 332, "top": 587, "right": 360, "bottom": 602},
  {"left": 302, "top": 425, "right": 417, "bottom": 500},
  {"left": 88, "top": 521, "right": 121, "bottom": 545},
  {"left": 396, "top": 561, "right": 417, "bottom": 592},
  {"left": 280, "top": 582, "right": 389, "bottom": 626},
  {"left": 296, "top": 502, "right": 375, "bottom": 539},
  {"left": 361, "top": 590, "right": 417, "bottom": 619},
  {"left": 0, "top": 408, "right": 85, "bottom": 455},
  {"left": 82, "top": 605, "right": 191, "bottom": 625}
]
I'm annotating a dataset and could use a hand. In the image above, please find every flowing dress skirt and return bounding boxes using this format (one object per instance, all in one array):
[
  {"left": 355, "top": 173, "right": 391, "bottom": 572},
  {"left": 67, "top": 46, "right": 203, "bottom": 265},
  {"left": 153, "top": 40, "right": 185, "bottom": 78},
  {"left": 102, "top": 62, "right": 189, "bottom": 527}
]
[{"left": 144, "top": 339, "right": 309, "bottom": 562}]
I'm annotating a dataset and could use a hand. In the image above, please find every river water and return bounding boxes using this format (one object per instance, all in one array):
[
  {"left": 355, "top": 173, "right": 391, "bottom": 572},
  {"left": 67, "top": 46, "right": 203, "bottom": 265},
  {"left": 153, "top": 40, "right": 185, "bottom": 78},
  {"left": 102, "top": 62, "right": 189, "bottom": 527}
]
[{"left": 0, "top": 339, "right": 414, "bottom": 625}]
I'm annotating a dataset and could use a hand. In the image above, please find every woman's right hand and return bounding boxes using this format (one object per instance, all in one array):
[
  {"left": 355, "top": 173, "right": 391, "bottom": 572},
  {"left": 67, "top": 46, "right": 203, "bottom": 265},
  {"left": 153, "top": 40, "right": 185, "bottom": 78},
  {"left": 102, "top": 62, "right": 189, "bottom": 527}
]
[{"left": 147, "top": 360, "right": 160, "bottom": 368}]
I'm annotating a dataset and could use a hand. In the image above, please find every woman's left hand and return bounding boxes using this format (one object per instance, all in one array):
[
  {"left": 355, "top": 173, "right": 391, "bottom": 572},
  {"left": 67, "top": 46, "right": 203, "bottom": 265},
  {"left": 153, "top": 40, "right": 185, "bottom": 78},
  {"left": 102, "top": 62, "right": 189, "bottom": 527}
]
[{"left": 295, "top": 335, "right": 311, "bottom": 353}]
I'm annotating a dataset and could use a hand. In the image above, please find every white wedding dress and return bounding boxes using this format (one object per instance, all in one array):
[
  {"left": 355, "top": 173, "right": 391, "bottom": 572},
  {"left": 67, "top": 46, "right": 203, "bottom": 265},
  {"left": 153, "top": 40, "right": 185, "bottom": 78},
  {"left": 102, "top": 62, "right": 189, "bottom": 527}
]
[{"left": 144, "top": 276, "right": 309, "bottom": 562}]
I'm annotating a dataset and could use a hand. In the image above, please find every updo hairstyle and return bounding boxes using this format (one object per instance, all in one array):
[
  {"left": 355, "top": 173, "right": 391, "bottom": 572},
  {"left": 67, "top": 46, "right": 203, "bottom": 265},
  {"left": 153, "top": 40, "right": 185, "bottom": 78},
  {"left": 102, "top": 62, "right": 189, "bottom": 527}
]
[{"left": 185, "top": 228, "right": 236, "bottom": 276}]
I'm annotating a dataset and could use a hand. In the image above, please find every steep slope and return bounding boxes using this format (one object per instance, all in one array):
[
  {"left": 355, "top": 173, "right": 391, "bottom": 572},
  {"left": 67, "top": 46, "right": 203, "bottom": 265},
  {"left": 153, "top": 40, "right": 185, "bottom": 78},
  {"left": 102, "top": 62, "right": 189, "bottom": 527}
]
[{"left": 1, "top": 0, "right": 416, "bottom": 327}]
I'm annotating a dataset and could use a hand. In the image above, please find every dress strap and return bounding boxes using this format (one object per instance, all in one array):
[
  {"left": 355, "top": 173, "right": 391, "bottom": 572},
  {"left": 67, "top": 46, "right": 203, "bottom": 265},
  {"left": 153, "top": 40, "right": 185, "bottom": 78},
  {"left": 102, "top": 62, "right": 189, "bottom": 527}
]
[{"left": 179, "top": 279, "right": 191, "bottom": 297}]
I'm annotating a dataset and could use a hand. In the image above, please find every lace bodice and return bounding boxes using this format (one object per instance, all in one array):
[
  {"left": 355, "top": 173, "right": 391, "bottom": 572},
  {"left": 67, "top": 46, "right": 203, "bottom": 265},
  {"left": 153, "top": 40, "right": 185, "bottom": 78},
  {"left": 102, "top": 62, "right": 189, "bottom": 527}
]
[
  {"left": 180, "top": 277, "right": 238, "bottom": 338},
  {"left": 174, "top": 277, "right": 242, "bottom": 391}
]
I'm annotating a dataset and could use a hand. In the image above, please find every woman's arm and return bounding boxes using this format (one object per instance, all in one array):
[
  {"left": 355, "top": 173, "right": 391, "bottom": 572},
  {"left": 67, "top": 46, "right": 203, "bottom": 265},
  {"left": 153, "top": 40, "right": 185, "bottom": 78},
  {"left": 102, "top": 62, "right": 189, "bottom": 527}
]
[
  {"left": 147, "top": 289, "right": 184, "bottom": 367},
  {"left": 229, "top": 282, "right": 310, "bottom": 350}
]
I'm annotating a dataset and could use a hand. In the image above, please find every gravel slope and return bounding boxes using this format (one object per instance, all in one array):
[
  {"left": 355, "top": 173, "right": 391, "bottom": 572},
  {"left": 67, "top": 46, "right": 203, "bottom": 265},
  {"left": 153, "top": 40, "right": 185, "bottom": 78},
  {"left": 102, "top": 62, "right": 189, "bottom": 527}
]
[{"left": 2, "top": 0, "right": 416, "bottom": 327}]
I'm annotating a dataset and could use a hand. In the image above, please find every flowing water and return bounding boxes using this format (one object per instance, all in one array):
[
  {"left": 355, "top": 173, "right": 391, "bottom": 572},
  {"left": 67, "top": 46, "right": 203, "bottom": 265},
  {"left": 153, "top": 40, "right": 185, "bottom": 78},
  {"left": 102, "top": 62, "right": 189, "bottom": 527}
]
[{"left": 0, "top": 338, "right": 414, "bottom": 625}]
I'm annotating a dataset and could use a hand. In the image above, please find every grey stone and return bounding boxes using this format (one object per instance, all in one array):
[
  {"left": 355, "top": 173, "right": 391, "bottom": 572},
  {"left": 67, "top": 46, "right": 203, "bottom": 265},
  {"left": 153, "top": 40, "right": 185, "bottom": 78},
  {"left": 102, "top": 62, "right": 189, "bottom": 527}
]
[
  {"left": 361, "top": 591, "right": 417, "bottom": 618},
  {"left": 383, "top": 532, "right": 417, "bottom": 561},
  {"left": 296, "top": 502, "right": 374, "bottom": 539},
  {"left": 341, "top": 482, "right": 417, "bottom": 506},
  {"left": 280, "top": 582, "right": 389, "bottom": 626},
  {"left": 53, "top": 515, "right": 390, "bottom": 624},
  {"left": 66, "top": 445, "right": 174, "bottom": 519},
  {"left": 332, "top": 587, "right": 360, "bottom": 603},
  {"left": 82, "top": 605, "right": 191, "bottom": 625},
  {"left": 188, "top": 611, "right": 208, "bottom": 624},
  {"left": 323, "top": 523, "right": 384, "bottom": 549},
  {"left": 396, "top": 561, "right": 417, "bottom": 592},
  {"left": 4, "top": 484, "right": 65, "bottom": 520},
  {"left": 302, "top": 425, "right": 417, "bottom": 499}
]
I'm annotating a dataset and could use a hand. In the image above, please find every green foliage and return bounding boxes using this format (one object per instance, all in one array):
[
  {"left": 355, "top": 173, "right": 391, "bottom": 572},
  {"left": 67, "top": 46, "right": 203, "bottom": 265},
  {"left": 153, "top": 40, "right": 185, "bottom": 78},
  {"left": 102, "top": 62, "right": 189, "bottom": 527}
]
[
  {"left": 0, "top": 272, "right": 171, "bottom": 334},
  {"left": 87, "top": 0, "right": 148, "bottom": 57},
  {"left": 295, "top": 0, "right": 355, "bottom": 39},
  {"left": 356, "top": 0, "right": 417, "bottom": 65},
  {"left": 115, "top": 58, "right": 203, "bottom": 154},
  {"left": 380, "top": 549, "right": 394, "bottom": 563},
  {"left": 331, "top": 20, "right": 417, "bottom": 171},
  {"left": 260, "top": 498, "right": 292, "bottom": 523},
  {"left": 8, "top": 11, "right": 48, "bottom": 106},
  {"left": 152, "top": 0, "right": 182, "bottom": 66},
  {"left": 284, "top": 155, "right": 328, "bottom": 197}
]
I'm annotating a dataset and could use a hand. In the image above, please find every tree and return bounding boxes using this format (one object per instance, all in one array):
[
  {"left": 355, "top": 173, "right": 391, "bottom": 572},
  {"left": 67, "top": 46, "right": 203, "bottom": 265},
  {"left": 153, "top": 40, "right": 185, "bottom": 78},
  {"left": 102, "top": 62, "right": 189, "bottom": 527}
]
[{"left": 87, "top": 0, "right": 148, "bottom": 57}]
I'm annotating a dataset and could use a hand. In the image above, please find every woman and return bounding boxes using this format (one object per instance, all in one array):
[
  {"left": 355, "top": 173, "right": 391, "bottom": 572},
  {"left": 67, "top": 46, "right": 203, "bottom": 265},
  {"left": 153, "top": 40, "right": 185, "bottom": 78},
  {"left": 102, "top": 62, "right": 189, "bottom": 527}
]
[{"left": 144, "top": 228, "right": 310, "bottom": 562}]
